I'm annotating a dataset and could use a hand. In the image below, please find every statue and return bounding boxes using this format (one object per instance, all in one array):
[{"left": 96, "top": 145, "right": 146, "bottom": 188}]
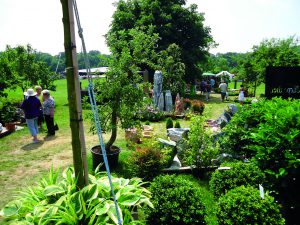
[
  {"left": 175, "top": 93, "right": 184, "bottom": 115},
  {"left": 153, "top": 70, "right": 163, "bottom": 108},
  {"left": 165, "top": 90, "right": 173, "bottom": 112}
]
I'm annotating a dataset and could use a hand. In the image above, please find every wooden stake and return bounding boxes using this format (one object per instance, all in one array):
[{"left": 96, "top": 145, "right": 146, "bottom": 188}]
[{"left": 60, "top": 0, "right": 89, "bottom": 188}]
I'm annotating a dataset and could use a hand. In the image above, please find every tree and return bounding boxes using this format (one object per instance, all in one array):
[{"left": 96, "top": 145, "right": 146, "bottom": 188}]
[
  {"left": 108, "top": 0, "right": 214, "bottom": 83},
  {"left": 0, "top": 45, "right": 58, "bottom": 95},
  {"left": 237, "top": 37, "right": 300, "bottom": 96},
  {"left": 94, "top": 28, "right": 158, "bottom": 151}
]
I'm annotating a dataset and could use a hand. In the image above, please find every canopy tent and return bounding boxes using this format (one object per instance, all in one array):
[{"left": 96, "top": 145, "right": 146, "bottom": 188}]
[
  {"left": 202, "top": 72, "right": 215, "bottom": 76},
  {"left": 216, "top": 71, "right": 234, "bottom": 80}
]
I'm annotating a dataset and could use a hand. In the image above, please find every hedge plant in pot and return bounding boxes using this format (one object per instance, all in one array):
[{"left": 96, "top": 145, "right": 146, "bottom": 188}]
[
  {"left": 0, "top": 101, "right": 19, "bottom": 131},
  {"left": 90, "top": 28, "right": 158, "bottom": 170}
]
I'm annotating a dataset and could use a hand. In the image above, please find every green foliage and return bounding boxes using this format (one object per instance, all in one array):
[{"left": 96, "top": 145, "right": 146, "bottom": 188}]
[
  {"left": 0, "top": 44, "right": 58, "bottom": 96},
  {"left": 128, "top": 140, "right": 174, "bottom": 180},
  {"left": 0, "top": 100, "right": 20, "bottom": 123},
  {"left": 174, "top": 121, "right": 181, "bottom": 128},
  {"left": 165, "top": 117, "right": 173, "bottom": 129},
  {"left": 209, "top": 162, "right": 265, "bottom": 198},
  {"left": 0, "top": 167, "right": 153, "bottom": 224},
  {"left": 108, "top": 0, "right": 214, "bottom": 82},
  {"left": 179, "top": 116, "right": 220, "bottom": 169},
  {"left": 94, "top": 27, "right": 158, "bottom": 150},
  {"left": 157, "top": 44, "right": 185, "bottom": 95},
  {"left": 147, "top": 174, "right": 208, "bottom": 225},
  {"left": 220, "top": 98, "right": 300, "bottom": 181},
  {"left": 237, "top": 37, "right": 300, "bottom": 95},
  {"left": 144, "top": 121, "right": 150, "bottom": 125},
  {"left": 217, "top": 186, "right": 285, "bottom": 225},
  {"left": 139, "top": 105, "right": 165, "bottom": 122}
]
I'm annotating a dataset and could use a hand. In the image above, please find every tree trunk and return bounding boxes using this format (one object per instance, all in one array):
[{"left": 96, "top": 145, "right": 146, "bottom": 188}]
[{"left": 105, "top": 107, "right": 118, "bottom": 151}]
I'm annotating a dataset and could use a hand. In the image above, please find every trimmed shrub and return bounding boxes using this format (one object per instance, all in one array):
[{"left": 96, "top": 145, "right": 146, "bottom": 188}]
[
  {"left": 145, "top": 121, "right": 150, "bottom": 125},
  {"left": 128, "top": 140, "right": 174, "bottom": 180},
  {"left": 191, "top": 100, "right": 205, "bottom": 115},
  {"left": 217, "top": 186, "right": 285, "bottom": 225},
  {"left": 209, "top": 162, "right": 265, "bottom": 198},
  {"left": 147, "top": 174, "right": 207, "bottom": 225},
  {"left": 174, "top": 121, "right": 181, "bottom": 128},
  {"left": 166, "top": 117, "right": 173, "bottom": 129}
]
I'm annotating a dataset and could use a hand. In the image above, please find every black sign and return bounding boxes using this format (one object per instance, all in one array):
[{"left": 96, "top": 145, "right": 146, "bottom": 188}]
[{"left": 265, "top": 67, "right": 300, "bottom": 99}]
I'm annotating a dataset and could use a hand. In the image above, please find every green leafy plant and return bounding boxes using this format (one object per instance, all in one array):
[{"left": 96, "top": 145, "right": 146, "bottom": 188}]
[
  {"left": 174, "top": 121, "right": 181, "bottom": 128},
  {"left": 183, "top": 98, "right": 192, "bottom": 109},
  {"left": 0, "top": 167, "right": 153, "bottom": 224},
  {"left": 144, "top": 121, "right": 150, "bottom": 125},
  {"left": 209, "top": 162, "right": 265, "bottom": 198},
  {"left": 165, "top": 117, "right": 173, "bottom": 129},
  {"left": 0, "top": 101, "right": 20, "bottom": 124},
  {"left": 179, "top": 116, "right": 220, "bottom": 169},
  {"left": 217, "top": 186, "right": 285, "bottom": 225},
  {"left": 146, "top": 174, "right": 209, "bottom": 225}
]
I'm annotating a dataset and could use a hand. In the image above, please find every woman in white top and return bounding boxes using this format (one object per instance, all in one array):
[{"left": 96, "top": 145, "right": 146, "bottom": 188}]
[{"left": 238, "top": 85, "right": 245, "bottom": 104}]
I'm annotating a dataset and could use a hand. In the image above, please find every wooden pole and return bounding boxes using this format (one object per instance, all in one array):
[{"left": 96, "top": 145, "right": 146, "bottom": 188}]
[{"left": 60, "top": 0, "right": 88, "bottom": 188}]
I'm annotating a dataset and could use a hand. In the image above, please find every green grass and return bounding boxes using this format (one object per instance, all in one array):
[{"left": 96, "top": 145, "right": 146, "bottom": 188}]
[{"left": 0, "top": 79, "right": 231, "bottom": 223}]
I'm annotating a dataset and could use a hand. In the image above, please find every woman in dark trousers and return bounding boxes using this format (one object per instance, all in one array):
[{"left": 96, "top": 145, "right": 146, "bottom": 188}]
[
  {"left": 21, "top": 89, "right": 41, "bottom": 142},
  {"left": 42, "top": 90, "right": 55, "bottom": 136}
]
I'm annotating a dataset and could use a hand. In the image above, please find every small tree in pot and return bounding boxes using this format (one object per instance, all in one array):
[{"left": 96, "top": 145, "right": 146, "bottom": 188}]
[{"left": 90, "top": 28, "right": 158, "bottom": 169}]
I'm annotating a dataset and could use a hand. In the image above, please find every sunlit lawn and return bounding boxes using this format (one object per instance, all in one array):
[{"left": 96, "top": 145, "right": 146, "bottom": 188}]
[{"left": 0, "top": 79, "right": 231, "bottom": 224}]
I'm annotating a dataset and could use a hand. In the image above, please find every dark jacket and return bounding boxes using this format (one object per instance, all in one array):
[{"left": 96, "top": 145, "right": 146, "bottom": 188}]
[{"left": 21, "top": 96, "right": 41, "bottom": 119}]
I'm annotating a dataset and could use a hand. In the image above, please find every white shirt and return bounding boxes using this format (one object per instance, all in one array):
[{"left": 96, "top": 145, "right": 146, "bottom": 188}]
[{"left": 219, "top": 83, "right": 228, "bottom": 92}]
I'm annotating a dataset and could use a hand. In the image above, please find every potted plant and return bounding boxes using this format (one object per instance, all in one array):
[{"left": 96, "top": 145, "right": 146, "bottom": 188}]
[
  {"left": 90, "top": 28, "right": 157, "bottom": 170},
  {"left": 0, "top": 101, "right": 19, "bottom": 132}
]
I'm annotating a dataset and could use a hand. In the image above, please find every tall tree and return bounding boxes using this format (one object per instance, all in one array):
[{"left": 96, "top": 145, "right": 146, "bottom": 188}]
[{"left": 108, "top": 0, "right": 214, "bottom": 83}]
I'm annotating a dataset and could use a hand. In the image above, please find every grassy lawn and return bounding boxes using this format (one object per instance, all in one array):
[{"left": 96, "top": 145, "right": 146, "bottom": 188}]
[{"left": 0, "top": 79, "right": 233, "bottom": 224}]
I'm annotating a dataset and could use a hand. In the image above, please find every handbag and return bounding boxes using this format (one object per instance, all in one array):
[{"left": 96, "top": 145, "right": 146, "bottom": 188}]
[{"left": 54, "top": 123, "right": 59, "bottom": 131}]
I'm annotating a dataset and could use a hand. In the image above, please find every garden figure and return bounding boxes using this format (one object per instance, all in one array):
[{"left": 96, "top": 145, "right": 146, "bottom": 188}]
[
  {"left": 21, "top": 88, "right": 42, "bottom": 143},
  {"left": 42, "top": 90, "right": 55, "bottom": 136},
  {"left": 175, "top": 93, "right": 184, "bottom": 115},
  {"left": 153, "top": 70, "right": 163, "bottom": 107},
  {"left": 165, "top": 90, "right": 173, "bottom": 112},
  {"left": 158, "top": 92, "right": 164, "bottom": 111}
]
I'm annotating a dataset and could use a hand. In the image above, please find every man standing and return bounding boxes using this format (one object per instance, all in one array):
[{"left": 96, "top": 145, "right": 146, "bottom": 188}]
[
  {"left": 219, "top": 80, "right": 228, "bottom": 102},
  {"left": 42, "top": 90, "right": 55, "bottom": 136}
]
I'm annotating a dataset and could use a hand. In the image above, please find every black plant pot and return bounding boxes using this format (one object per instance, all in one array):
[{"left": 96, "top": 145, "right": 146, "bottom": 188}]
[{"left": 91, "top": 145, "right": 121, "bottom": 170}]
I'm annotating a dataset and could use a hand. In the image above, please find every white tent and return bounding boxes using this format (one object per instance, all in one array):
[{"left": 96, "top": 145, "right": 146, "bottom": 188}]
[{"left": 216, "top": 71, "right": 234, "bottom": 80}]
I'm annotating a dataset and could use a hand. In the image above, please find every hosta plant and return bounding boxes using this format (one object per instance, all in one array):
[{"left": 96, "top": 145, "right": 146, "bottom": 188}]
[{"left": 0, "top": 167, "right": 153, "bottom": 224}]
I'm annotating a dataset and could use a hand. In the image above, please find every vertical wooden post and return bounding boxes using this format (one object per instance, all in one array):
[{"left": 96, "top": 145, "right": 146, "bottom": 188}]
[{"left": 60, "top": 0, "right": 88, "bottom": 188}]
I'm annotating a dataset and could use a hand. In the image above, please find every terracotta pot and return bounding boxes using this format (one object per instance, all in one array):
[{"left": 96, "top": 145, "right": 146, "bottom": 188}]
[{"left": 5, "top": 123, "right": 16, "bottom": 132}]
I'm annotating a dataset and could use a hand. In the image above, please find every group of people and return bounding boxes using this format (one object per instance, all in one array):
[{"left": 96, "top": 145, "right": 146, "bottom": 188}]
[
  {"left": 21, "top": 86, "right": 55, "bottom": 143},
  {"left": 219, "top": 80, "right": 245, "bottom": 104},
  {"left": 199, "top": 78, "right": 215, "bottom": 101}
]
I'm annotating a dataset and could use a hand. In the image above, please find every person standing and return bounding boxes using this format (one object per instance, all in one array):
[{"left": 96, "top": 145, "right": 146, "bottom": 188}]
[
  {"left": 238, "top": 85, "right": 245, "bottom": 105},
  {"left": 35, "top": 86, "right": 44, "bottom": 128},
  {"left": 205, "top": 80, "right": 212, "bottom": 101},
  {"left": 210, "top": 78, "right": 215, "bottom": 92},
  {"left": 42, "top": 90, "right": 55, "bottom": 136},
  {"left": 21, "top": 89, "right": 41, "bottom": 143},
  {"left": 219, "top": 80, "right": 228, "bottom": 102}
]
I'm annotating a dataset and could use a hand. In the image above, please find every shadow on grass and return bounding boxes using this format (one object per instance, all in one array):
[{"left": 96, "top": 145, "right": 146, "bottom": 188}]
[
  {"left": 21, "top": 141, "right": 44, "bottom": 150},
  {"left": 43, "top": 135, "right": 57, "bottom": 141}
]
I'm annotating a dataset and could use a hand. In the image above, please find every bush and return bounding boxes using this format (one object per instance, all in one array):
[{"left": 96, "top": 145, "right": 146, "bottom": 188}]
[
  {"left": 191, "top": 100, "right": 205, "bottom": 115},
  {"left": 165, "top": 117, "right": 173, "bottom": 129},
  {"left": 217, "top": 186, "right": 285, "bottom": 225},
  {"left": 145, "top": 121, "right": 150, "bottom": 125},
  {"left": 183, "top": 98, "right": 192, "bottom": 109},
  {"left": 178, "top": 116, "right": 220, "bottom": 169},
  {"left": 147, "top": 174, "right": 207, "bottom": 225},
  {"left": 174, "top": 121, "right": 181, "bottom": 128},
  {"left": 209, "top": 162, "right": 265, "bottom": 198},
  {"left": 128, "top": 140, "right": 174, "bottom": 180}
]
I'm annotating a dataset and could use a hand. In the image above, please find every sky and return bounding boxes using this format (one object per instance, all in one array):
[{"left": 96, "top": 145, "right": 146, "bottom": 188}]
[{"left": 0, "top": 0, "right": 299, "bottom": 56}]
